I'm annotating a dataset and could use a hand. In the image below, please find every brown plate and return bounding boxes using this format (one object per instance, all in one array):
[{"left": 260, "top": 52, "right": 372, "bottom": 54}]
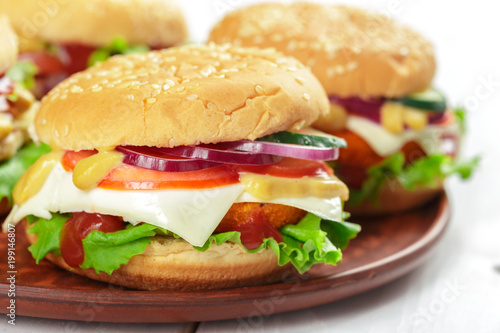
[{"left": 0, "top": 192, "right": 450, "bottom": 323}]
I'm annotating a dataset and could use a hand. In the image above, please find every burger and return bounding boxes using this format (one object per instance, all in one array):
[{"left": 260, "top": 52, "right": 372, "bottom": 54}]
[
  {"left": 5, "top": 44, "right": 359, "bottom": 291},
  {"left": 0, "top": 16, "right": 49, "bottom": 216},
  {"left": 209, "top": 3, "right": 478, "bottom": 215},
  {"left": 0, "top": 0, "right": 187, "bottom": 98}
]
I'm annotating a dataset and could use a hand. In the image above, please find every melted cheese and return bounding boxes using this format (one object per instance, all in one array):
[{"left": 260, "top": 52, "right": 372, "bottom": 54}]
[
  {"left": 5, "top": 163, "right": 344, "bottom": 246},
  {"left": 346, "top": 115, "right": 461, "bottom": 157}
]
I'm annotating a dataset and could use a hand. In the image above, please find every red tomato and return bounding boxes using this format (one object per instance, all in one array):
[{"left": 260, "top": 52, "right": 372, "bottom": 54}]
[
  {"left": 60, "top": 212, "right": 124, "bottom": 267},
  {"left": 231, "top": 157, "right": 333, "bottom": 178},
  {"left": 18, "top": 52, "right": 65, "bottom": 76},
  {"left": 61, "top": 150, "right": 240, "bottom": 190},
  {"left": 61, "top": 150, "right": 97, "bottom": 171},
  {"left": 58, "top": 43, "right": 96, "bottom": 75}
]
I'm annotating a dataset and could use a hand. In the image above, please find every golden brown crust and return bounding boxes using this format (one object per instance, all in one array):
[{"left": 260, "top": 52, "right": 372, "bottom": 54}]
[
  {"left": 0, "top": 16, "right": 17, "bottom": 74},
  {"left": 216, "top": 202, "right": 307, "bottom": 233},
  {"left": 209, "top": 3, "right": 435, "bottom": 98},
  {"left": 0, "top": 0, "right": 187, "bottom": 48},
  {"left": 36, "top": 43, "right": 329, "bottom": 150},
  {"left": 26, "top": 231, "right": 292, "bottom": 291},
  {"left": 346, "top": 181, "right": 442, "bottom": 216}
]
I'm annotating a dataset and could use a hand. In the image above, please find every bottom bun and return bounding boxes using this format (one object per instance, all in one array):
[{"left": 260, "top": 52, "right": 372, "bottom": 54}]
[
  {"left": 26, "top": 231, "right": 292, "bottom": 291},
  {"left": 346, "top": 180, "right": 443, "bottom": 216}
]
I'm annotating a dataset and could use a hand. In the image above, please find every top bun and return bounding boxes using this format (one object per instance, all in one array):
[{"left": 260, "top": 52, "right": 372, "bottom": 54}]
[
  {"left": 0, "top": 16, "right": 18, "bottom": 75},
  {"left": 36, "top": 43, "right": 329, "bottom": 150},
  {"left": 209, "top": 3, "right": 435, "bottom": 99},
  {"left": 0, "top": 0, "right": 187, "bottom": 48}
]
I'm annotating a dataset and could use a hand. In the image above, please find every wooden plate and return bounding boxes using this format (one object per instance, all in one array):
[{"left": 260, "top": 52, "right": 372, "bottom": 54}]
[{"left": 0, "top": 192, "right": 450, "bottom": 323}]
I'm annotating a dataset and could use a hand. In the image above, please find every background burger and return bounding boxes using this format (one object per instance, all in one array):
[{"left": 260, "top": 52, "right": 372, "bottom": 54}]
[
  {"left": 5, "top": 44, "right": 359, "bottom": 290},
  {"left": 0, "top": 16, "right": 49, "bottom": 216},
  {"left": 0, "top": 0, "right": 188, "bottom": 98},
  {"left": 209, "top": 3, "right": 479, "bottom": 215}
]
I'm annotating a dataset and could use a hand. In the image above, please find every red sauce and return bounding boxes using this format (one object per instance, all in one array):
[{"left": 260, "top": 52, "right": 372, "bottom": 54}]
[
  {"left": 57, "top": 43, "right": 96, "bottom": 75},
  {"left": 60, "top": 212, "right": 124, "bottom": 268},
  {"left": 229, "top": 211, "right": 283, "bottom": 250}
]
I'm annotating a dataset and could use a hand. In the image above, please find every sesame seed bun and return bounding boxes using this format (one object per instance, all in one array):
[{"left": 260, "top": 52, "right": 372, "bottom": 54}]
[
  {"left": 26, "top": 230, "right": 291, "bottom": 291},
  {"left": 209, "top": 3, "right": 435, "bottom": 99},
  {"left": 0, "top": 16, "right": 18, "bottom": 75},
  {"left": 0, "top": 0, "right": 187, "bottom": 48},
  {"left": 36, "top": 43, "right": 329, "bottom": 150}
]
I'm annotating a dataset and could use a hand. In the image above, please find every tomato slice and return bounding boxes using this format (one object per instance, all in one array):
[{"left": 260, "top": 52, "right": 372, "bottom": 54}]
[
  {"left": 18, "top": 52, "right": 65, "bottom": 76},
  {"left": 231, "top": 157, "right": 333, "bottom": 178},
  {"left": 61, "top": 151, "right": 330, "bottom": 190},
  {"left": 62, "top": 150, "right": 239, "bottom": 190},
  {"left": 58, "top": 43, "right": 96, "bottom": 75}
]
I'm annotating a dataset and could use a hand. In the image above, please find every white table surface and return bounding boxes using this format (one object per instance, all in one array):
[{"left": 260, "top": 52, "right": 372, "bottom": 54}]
[{"left": 2, "top": 0, "right": 499, "bottom": 332}]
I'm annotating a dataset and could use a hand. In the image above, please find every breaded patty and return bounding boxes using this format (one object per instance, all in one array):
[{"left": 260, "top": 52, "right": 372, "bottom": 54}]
[{"left": 215, "top": 203, "right": 307, "bottom": 233}]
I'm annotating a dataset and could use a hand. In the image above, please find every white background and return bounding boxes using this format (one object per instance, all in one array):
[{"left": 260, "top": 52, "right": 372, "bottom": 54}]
[{"left": 4, "top": 0, "right": 500, "bottom": 332}]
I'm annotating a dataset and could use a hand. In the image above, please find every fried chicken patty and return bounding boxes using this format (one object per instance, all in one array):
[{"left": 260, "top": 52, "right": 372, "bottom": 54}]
[{"left": 215, "top": 203, "right": 307, "bottom": 233}]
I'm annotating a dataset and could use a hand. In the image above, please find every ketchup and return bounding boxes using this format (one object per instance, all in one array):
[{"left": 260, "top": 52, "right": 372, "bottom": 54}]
[
  {"left": 60, "top": 212, "right": 124, "bottom": 268},
  {"left": 230, "top": 211, "right": 283, "bottom": 250}
]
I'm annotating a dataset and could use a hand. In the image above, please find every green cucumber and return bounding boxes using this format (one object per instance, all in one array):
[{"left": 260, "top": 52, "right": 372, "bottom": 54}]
[
  {"left": 392, "top": 88, "right": 447, "bottom": 112},
  {"left": 257, "top": 129, "right": 347, "bottom": 148}
]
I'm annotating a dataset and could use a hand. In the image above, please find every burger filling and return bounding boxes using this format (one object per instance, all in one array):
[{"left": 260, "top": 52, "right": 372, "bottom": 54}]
[
  {"left": 0, "top": 68, "right": 51, "bottom": 213},
  {"left": 6, "top": 130, "right": 360, "bottom": 274},
  {"left": 313, "top": 88, "right": 479, "bottom": 205},
  {"left": 18, "top": 37, "right": 150, "bottom": 98}
]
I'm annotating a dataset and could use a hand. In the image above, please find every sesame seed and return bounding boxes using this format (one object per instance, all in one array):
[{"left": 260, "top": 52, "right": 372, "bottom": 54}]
[
  {"left": 336, "top": 65, "right": 345, "bottom": 75},
  {"left": 151, "top": 84, "right": 161, "bottom": 89},
  {"left": 295, "top": 77, "right": 305, "bottom": 85},
  {"left": 168, "top": 138, "right": 175, "bottom": 146},
  {"left": 207, "top": 102, "right": 217, "bottom": 110},
  {"left": 127, "top": 95, "right": 134, "bottom": 100},
  {"left": 60, "top": 94, "right": 67, "bottom": 100},
  {"left": 276, "top": 57, "right": 288, "bottom": 64},
  {"left": 153, "top": 89, "right": 161, "bottom": 96},
  {"left": 166, "top": 79, "right": 176, "bottom": 86},
  {"left": 186, "top": 94, "right": 198, "bottom": 101},
  {"left": 302, "top": 93, "right": 311, "bottom": 101},
  {"left": 346, "top": 61, "right": 358, "bottom": 71},
  {"left": 70, "top": 85, "right": 83, "bottom": 93},
  {"left": 287, "top": 67, "right": 297, "bottom": 72},
  {"left": 188, "top": 83, "right": 200, "bottom": 90},
  {"left": 327, "top": 67, "right": 336, "bottom": 77},
  {"left": 54, "top": 129, "right": 60, "bottom": 138},
  {"left": 176, "top": 87, "right": 185, "bottom": 93},
  {"left": 246, "top": 98, "right": 253, "bottom": 107},
  {"left": 253, "top": 35, "right": 264, "bottom": 44},
  {"left": 399, "top": 47, "right": 409, "bottom": 56},
  {"left": 147, "top": 98, "right": 156, "bottom": 104},
  {"left": 41, "top": 118, "right": 47, "bottom": 125},
  {"left": 163, "top": 84, "right": 171, "bottom": 90},
  {"left": 255, "top": 85, "right": 266, "bottom": 95}
]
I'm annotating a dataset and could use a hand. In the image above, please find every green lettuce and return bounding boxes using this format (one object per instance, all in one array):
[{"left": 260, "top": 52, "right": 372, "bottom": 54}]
[
  {"left": 6, "top": 61, "right": 38, "bottom": 93},
  {"left": 27, "top": 213, "right": 360, "bottom": 275},
  {"left": 0, "top": 142, "right": 51, "bottom": 203},
  {"left": 349, "top": 152, "right": 480, "bottom": 206},
  {"left": 27, "top": 214, "right": 68, "bottom": 263},
  {"left": 88, "top": 37, "right": 150, "bottom": 67}
]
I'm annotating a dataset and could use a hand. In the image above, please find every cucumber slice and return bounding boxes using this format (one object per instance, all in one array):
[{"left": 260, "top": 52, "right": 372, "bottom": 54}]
[
  {"left": 392, "top": 88, "right": 447, "bottom": 112},
  {"left": 257, "top": 130, "right": 347, "bottom": 148}
]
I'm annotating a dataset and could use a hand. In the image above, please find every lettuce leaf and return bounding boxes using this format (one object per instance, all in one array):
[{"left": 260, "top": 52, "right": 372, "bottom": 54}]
[
  {"left": 350, "top": 152, "right": 480, "bottom": 206},
  {"left": 6, "top": 61, "right": 38, "bottom": 92},
  {"left": 27, "top": 212, "right": 360, "bottom": 275},
  {"left": 88, "top": 37, "right": 149, "bottom": 67},
  {"left": 27, "top": 214, "right": 68, "bottom": 263},
  {"left": 0, "top": 142, "right": 51, "bottom": 203}
]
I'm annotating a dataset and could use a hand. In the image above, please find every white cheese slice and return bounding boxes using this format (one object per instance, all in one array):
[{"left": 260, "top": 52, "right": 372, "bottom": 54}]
[
  {"left": 346, "top": 115, "right": 460, "bottom": 157},
  {"left": 6, "top": 163, "right": 344, "bottom": 246}
]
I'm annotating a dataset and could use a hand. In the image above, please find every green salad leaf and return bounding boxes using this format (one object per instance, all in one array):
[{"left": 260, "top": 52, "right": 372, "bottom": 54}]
[
  {"left": 27, "top": 214, "right": 68, "bottom": 263},
  {"left": 350, "top": 152, "right": 480, "bottom": 206},
  {"left": 88, "top": 36, "right": 150, "bottom": 67},
  {"left": 0, "top": 142, "right": 51, "bottom": 203},
  {"left": 27, "top": 212, "right": 360, "bottom": 275},
  {"left": 6, "top": 61, "right": 38, "bottom": 92}
]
